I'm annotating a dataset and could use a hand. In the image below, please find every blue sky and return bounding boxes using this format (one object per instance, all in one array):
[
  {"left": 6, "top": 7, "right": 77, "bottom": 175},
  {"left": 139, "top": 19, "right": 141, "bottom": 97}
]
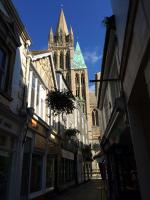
[{"left": 12, "top": 0, "right": 112, "bottom": 90}]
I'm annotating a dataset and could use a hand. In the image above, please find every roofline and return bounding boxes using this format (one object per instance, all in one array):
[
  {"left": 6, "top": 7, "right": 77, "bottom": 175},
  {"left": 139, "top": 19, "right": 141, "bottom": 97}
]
[
  {"left": 4, "top": 0, "right": 31, "bottom": 43},
  {"left": 97, "top": 15, "right": 115, "bottom": 109}
]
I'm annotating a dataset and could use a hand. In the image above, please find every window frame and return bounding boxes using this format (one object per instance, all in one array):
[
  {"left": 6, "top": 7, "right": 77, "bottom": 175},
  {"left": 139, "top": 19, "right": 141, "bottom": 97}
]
[{"left": 0, "top": 38, "right": 16, "bottom": 100}]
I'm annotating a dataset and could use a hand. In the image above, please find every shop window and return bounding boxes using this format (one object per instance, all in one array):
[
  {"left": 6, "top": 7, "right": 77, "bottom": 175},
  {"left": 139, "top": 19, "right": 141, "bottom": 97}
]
[
  {"left": 21, "top": 138, "right": 32, "bottom": 196},
  {"left": 30, "top": 154, "right": 43, "bottom": 193},
  {"left": 0, "top": 134, "right": 12, "bottom": 200},
  {"left": 0, "top": 151, "right": 11, "bottom": 200},
  {"left": 46, "top": 157, "right": 54, "bottom": 189}
]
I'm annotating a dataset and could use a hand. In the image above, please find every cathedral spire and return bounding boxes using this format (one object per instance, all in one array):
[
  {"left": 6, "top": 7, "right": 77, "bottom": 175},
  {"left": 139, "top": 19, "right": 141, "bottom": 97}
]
[
  {"left": 56, "top": 9, "right": 69, "bottom": 35},
  {"left": 69, "top": 26, "right": 74, "bottom": 45},
  {"left": 70, "top": 26, "right": 74, "bottom": 36},
  {"left": 48, "top": 27, "right": 54, "bottom": 48},
  {"left": 71, "top": 42, "right": 87, "bottom": 69}
]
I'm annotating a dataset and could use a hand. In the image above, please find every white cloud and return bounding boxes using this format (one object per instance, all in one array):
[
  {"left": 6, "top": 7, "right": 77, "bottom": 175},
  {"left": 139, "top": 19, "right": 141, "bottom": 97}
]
[
  {"left": 84, "top": 50, "right": 102, "bottom": 64},
  {"left": 89, "top": 84, "right": 95, "bottom": 91}
]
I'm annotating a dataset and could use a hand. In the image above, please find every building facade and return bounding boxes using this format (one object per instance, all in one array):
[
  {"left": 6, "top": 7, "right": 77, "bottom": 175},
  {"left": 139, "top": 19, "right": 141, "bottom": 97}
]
[
  {"left": 0, "top": 1, "right": 31, "bottom": 200},
  {"left": 110, "top": 1, "right": 150, "bottom": 200},
  {"left": 0, "top": 1, "right": 92, "bottom": 199},
  {"left": 48, "top": 9, "right": 91, "bottom": 140},
  {"left": 97, "top": 1, "right": 150, "bottom": 199},
  {"left": 89, "top": 91, "right": 101, "bottom": 178}
]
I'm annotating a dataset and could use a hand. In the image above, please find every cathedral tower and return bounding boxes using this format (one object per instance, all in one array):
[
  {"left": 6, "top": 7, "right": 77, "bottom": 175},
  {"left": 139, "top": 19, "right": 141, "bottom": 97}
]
[
  {"left": 48, "top": 9, "right": 91, "bottom": 137},
  {"left": 48, "top": 9, "right": 74, "bottom": 84}
]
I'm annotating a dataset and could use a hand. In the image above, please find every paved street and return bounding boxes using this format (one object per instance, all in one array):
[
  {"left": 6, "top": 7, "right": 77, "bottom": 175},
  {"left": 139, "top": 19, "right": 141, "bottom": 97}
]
[{"left": 51, "top": 179, "right": 107, "bottom": 200}]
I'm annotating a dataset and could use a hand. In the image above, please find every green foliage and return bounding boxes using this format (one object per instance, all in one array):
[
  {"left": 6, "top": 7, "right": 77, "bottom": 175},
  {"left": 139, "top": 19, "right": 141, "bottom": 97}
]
[
  {"left": 92, "top": 143, "right": 100, "bottom": 152},
  {"left": 47, "top": 89, "right": 75, "bottom": 115}
]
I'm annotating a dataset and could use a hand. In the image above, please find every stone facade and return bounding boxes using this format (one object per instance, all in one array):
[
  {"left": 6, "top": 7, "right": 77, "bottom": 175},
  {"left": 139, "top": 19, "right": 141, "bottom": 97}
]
[
  {"left": 0, "top": 1, "right": 31, "bottom": 200},
  {"left": 48, "top": 9, "right": 91, "bottom": 140},
  {"left": 89, "top": 91, "right": 101, "bottom": 178}
]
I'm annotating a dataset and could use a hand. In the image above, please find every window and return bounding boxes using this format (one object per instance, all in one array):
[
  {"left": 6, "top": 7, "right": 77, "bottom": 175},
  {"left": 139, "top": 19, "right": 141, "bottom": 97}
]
[
  {"left": 28, "top": 70, "right": 46, "bottom": 120},
  {"left": 30, "top": 154, "right": 43, "bottom": 193},
  {"left": 0, "top": 151, "right": 11, "bottom": 200},
  {"left": 0, "top": 134, "right": 12, "bottom": 200},
  {"left": 60, "top": 52, "right": 64, "bottom": 69},
  {"left": 75, "top": 74, "right": 80, "bottom": 97},
  {"left": 92, "top": 109, "right": 99, "bottom": 126},
  {"left": 92, "top": 111, "right": 95, "bottom": 126},
  {"left": 96, "top": 110, "right": 99, "bottom": 126},
  {"left": 53, "top": 52, "right": 57, "bottom": 69},
  {"left": 66, "top": 51, "right": 70, "bottom": 69},
  {"left": 46, "top": 157, "right": 54, "bottom": 188},
  {"left": 66, "top": 73, "right": 70, "bottom": 85},
  {"left": 36, "top": 80, "right": 40, "bottom": 113},
  {"left": 0, "top": 48, "right": 7, "bottom": 90},
  {"left": 21, "top": 138, "right": 32, "bottom": 196},
  {"left": 81, "top": 73, "right": 86, "bottom": 99},
  {"left": 30, "top": 73, "right": 36, "bottom": 108},
  {"left": 0, "top": 13, "right": 20, "bottom": 97}
]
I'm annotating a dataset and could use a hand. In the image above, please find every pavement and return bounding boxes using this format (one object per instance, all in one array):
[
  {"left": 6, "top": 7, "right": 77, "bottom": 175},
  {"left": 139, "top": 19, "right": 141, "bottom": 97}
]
[{"left": 51, "top": 179, "right": 107, "bottom": 200}]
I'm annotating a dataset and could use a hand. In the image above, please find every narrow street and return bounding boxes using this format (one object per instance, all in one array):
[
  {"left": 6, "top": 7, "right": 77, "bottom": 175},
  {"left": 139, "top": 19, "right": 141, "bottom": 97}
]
[{"left": 51, "top": 179, "right": 106, "bottom": 200}]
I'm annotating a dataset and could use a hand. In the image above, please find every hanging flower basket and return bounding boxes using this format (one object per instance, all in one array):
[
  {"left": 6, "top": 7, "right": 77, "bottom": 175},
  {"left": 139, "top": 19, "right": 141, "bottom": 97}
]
[
  {"left": 65, "top": 128, "right": 80, "bottom": 137},
  {"left": 92, "top": 143, "right": 100, "bottom": 152},
  {"left": 47, "top": 89, "right": 75, "bottom": 115}
]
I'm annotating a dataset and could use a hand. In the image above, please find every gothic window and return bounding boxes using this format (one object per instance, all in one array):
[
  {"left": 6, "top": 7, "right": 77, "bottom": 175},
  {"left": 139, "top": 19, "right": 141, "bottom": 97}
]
[
  {"left": 60, "top": 52, "right": 64, "bottom": 69},
  {"left": 66, "top": 72, "right": 70, "bottom": 85},
  {"left": 81, "top": 73, "right": 86, "bottom": 99},
  {"left": 96, "top": 110, "right": 99, "bottom": 126},
  {"left": 75, "top": 73, "right": 80, "bottom": 97},
  {"left": 92, "top": 111, "right": 95, "bottom": 126},
  {"left": 92, "top": 109, "right": 99, "bottom": 126},
  {"left": 53, "top": 52, "right": 57, "bottom": 68},
  {"left": 66, "top": 51, "right": 70, "bottom": 69}
]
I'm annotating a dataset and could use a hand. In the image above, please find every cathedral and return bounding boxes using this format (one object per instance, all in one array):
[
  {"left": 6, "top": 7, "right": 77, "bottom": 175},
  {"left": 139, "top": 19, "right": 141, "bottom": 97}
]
[{"left": 48, "top": 9, "right": 91, "bottom": 137}]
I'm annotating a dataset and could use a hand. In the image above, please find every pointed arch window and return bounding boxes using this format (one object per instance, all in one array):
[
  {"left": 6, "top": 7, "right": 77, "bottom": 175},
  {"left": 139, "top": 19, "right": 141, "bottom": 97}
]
[
  {"left": 92, "top": 109, "right": 99, "bottom": 126},
  {"left": 75, "top": 73, "right": 80, "bottom": 97},
  {"left": 92, "top": 111, "right": 95, "bottom": 126},
  {"left": 81, "top": 73, "right": 86, "bottom": 99},
  {"left": 60, "top": 52, "right": 64, "bottom": 69},
  {"left": 66, "top": 51, "right": 70, "bottom": 69},
  {"left": 66, "top": 72, "right": 70, "bottom": 85},
  {"left": 53, "top": 52, "right": 57, "bottom": 69}
]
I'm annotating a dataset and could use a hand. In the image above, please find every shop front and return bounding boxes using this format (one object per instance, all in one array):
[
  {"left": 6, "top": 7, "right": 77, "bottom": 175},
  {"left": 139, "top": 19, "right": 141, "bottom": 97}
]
[
  {"left": 0, "top": 107, "right": 23, "bottom": 200},
  {"left": 101, "top": 112, "right": 141, "bottom": 200},
  {"left": 21, "top": 116, "right": 59, "bottom": 200},
  {"left": 57, "top": 149, "right": 75, "bottom": 191}
]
